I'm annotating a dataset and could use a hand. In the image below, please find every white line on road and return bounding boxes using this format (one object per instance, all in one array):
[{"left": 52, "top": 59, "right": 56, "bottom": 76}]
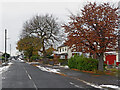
[
  {"left": 74, "top": 85, "right": 81, "bottom": 88},
  {"left": 28, "top": 74, "right": 32, "bottom": 80},
  {"left": 25, "top": 70, "right": 32, "bottom": 80},
  {"left": 69, "top": 82, "right": 81, "bottom": 88},
  {"left": 24, "top": 67, "right": 38, "bottom": 90},
  {"left": 78, "top": 79, "right": 102, "bottom": 89},
  {"left": 33, "top": 82, "right": 37, "bottom": 90},
  {"left": 69, "top": 82, "right": 74, "bottom": 85}
]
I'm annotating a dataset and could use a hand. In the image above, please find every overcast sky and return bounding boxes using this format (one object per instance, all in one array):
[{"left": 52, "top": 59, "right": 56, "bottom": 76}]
[{"left": 0, "top": 0, "right": 119, "bottom": 56}]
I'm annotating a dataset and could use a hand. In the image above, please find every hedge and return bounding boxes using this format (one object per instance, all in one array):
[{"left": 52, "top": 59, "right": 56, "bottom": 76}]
[{"left": 68, "top": 54, "right": 99, "bottom": 71}]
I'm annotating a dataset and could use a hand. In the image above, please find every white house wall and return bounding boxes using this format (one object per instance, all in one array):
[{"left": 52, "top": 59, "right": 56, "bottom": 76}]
[
  {"left": 67, "top": 48, "right": 72, "bottom": 59},
  {"left": 57, "top": 46, "right": 72, "bottom": 59},
  {"left": 104, "top": 53, "right": 106, "bottom": 61},
  {"left": 116, "top": 51, "right": 119, "bottom": 62},
  {"left": 57, "top": 46, "right": 86, "bottom": 59}
]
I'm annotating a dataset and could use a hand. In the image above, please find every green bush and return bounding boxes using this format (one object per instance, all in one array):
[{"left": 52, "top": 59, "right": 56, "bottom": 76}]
[{"left": 68, "top": 54, "right": 99, "bottom": 71}]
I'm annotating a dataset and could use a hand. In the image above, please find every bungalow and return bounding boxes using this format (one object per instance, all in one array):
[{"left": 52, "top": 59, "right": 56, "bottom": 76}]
[{"left": 54, "top": 44, "right": 82, "bottom": 59}]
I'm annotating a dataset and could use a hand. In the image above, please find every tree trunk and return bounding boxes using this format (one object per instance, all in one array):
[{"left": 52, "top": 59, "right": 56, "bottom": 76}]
[
  {"left": 42, "top": 41, "right": 48, "bottom": 61},
  {"left": 42, "top": 44, "right": 46, "bottom": 58},
  {"left": 98, "top": 53, "right": 104, "bottom": 71}
]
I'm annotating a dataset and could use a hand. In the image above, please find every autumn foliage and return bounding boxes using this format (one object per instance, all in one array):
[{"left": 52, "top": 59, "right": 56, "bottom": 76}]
[
  {"left": 16, "top": 36, "right": 41, "bottom": 60},
  {"left": 63, "top": 2, "right": 119, "bottom": 71},
  {"left": 46, "top": 45, "right": 56, "bottom": 56}
]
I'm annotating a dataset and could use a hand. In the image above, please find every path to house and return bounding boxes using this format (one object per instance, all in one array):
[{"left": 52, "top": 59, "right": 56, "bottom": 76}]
[{"left": 2, "top": 60, "right": 97, "bottom": 89}]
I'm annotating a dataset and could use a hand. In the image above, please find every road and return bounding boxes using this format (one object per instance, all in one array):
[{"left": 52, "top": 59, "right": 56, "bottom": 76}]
[{"left": 2, "top": 60, "right": 96, "bottom": 89}]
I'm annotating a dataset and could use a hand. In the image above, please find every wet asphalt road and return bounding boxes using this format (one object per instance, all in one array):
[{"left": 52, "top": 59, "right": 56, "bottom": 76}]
[{"left": 2, "top": 60, "right": 96, "bottom": 89}]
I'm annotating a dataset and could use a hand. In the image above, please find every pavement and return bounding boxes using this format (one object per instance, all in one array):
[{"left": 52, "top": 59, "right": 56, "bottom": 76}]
[
  {"left": 2, "top": 60, "right": 97, "bottom": 89},
  {"left": 38, "top": 64, "right": 120, "bottom": 89}
]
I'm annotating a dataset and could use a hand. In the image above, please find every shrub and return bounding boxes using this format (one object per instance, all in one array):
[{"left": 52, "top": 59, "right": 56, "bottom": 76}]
[{"left": 68, "top": 55, "right": 99, "bottom": 71}]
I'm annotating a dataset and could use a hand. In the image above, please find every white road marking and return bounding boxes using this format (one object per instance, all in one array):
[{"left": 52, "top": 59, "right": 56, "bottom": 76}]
[
  {"left": 25, "top": 70, "right": 32, "bottom": 80},
  {"left": 24, "top": 67, "right": 38, "bottom": 90},
  {"left": 69, "top": 82, "right": 74, "bottom": 85},
  {"left": 33, "top": 82, "right": 37, "bottom": 90},
  {"left": 74, "top": 85, "right": 80, "bottom": 88},
  {"left": 69, "top": 82, "right": 81, "bottom": 88},
  {"left": 73, "top": 77, "right": 120, "bottom": 89},
  {"left": 100, "top": 85, "right": 120, "bottom": 89},
  {"left": 27, "top": 73, "right": 32, "bottom": 80},
  {"left": 76, "top": 79, "right": 102, "bottom": 89}
]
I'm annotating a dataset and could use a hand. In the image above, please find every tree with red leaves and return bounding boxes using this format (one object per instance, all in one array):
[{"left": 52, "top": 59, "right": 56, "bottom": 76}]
[{"left": 63, "top": 2, "right": 119, "bottom": 71}]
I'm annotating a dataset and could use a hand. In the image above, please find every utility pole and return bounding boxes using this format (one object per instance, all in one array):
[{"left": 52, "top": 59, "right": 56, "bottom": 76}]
[
  {"left": 5, "top": 29, "right": 7, "bottom": 62},
  {"left": 10, "top": 44, "right": 11, "bottom": 57}
]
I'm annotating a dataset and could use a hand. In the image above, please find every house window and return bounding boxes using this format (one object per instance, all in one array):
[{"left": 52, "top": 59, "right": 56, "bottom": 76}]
[
  {"left": 63, "top": 48, "right": 64, "bottom": 51},
  {"left": 60, "top": 48, "right": 61, "bottom": 52},
  {"left": 60, "top": 55, "right": 65, "bottom": 59},
  {"left": 65, "top": 47, "right": 66, "bottom": 51}
]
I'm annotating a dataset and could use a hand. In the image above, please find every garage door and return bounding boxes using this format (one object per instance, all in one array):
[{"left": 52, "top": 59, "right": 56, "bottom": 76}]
[{"left": 106, "top": 55, "right": 116, "bottom": 65}]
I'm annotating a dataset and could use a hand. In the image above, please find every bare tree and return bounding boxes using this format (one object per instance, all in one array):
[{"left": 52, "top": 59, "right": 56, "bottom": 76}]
[{"left": 22, "top": 14, "right": 62, "bottom": 58}]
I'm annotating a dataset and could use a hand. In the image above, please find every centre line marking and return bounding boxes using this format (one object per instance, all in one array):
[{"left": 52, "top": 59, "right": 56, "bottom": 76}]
[
  {"left": 24, "top": 67, "right": 37, "bottom": 90},
  {"left": 69, "top": 82, "right": 80, "bottom": 88},
  {"left": 27, "top": 73, "right": 32, "bottom": 80},
  {"left": 25, "top": 70, "right": 32, "bottom": 80}
]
